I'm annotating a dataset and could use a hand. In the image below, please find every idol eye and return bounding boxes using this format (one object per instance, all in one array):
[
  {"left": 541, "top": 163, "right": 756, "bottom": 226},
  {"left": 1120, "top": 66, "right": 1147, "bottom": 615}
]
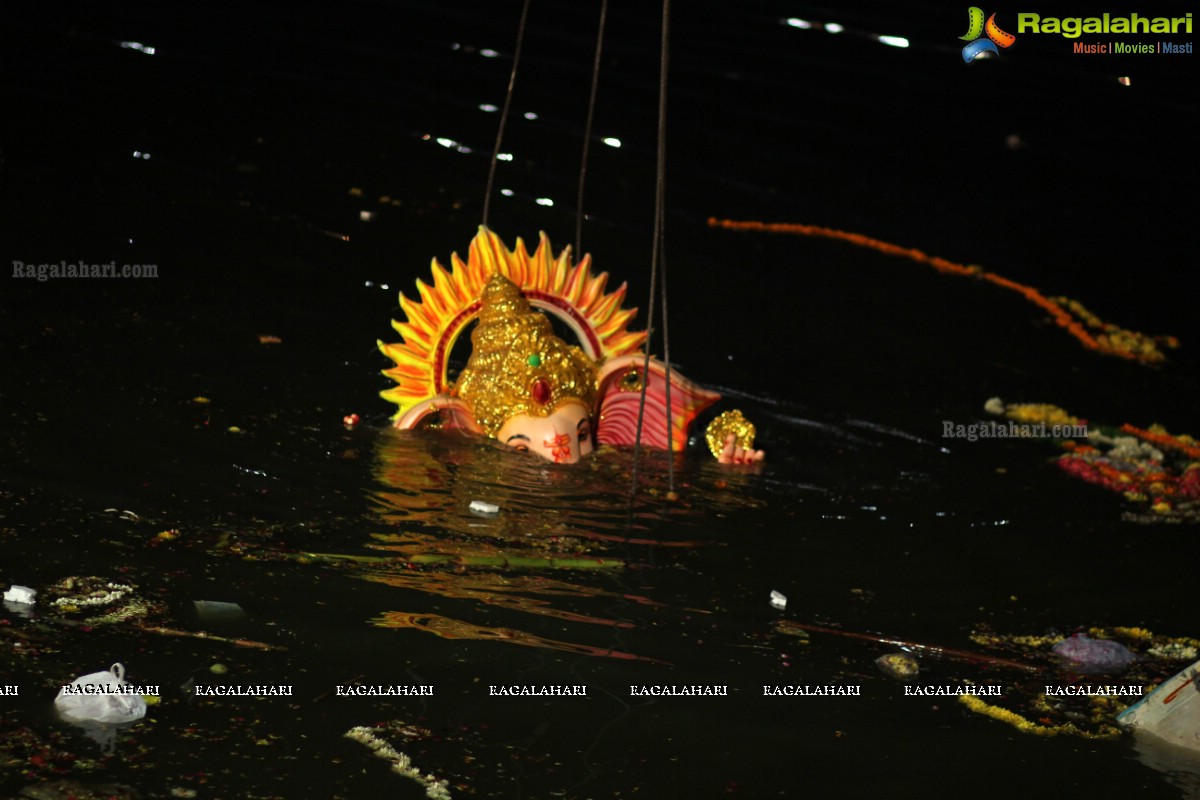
[
  {"left": 577, "top": 421, "right": 591, "bottom": 443},
  {"left": 513, "top": 443, "right": 530, "bottom": 454}
]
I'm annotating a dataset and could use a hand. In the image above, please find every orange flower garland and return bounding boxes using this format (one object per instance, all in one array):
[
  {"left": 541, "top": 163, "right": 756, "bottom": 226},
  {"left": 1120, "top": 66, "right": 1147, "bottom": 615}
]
[
  {"left": 706, "top": 218, "right": 1177, "bottom": 365},
  {"left": 1119, "top": 423, "right": 1200, "bottom": 460}
]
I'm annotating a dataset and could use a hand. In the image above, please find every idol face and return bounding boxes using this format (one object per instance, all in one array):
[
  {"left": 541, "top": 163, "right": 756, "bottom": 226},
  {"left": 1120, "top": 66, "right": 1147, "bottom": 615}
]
[{"left": 496, "top": 400, "right": 594, "bottom": 464}]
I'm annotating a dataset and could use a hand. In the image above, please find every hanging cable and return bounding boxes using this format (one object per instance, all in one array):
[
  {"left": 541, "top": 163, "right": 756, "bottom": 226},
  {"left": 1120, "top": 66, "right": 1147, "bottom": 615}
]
[
  {"left": 575, "top": 0, "right": 609, "bottom": 256},
  {"left": 629, "top": 0, "right": 671, "bottom": 501},
  {"left": 659, "top": 227, "right": 675, "bottom": 497},
  {"left": 482, "top": 0, "right": 533, "bottom": 228}
]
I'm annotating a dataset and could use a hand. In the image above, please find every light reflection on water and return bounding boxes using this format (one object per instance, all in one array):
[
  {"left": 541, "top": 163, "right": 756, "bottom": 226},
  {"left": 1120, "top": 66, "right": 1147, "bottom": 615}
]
[{"left": 359, "top": 427, "right": 770, "bottom": 660}]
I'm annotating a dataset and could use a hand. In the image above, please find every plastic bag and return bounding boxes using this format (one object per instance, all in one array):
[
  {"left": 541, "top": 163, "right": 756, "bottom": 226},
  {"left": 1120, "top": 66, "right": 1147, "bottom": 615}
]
[
  {"left": 53, "top": 663, "right": 147, "bottom": 724},
  {"left": 3, "top": 585, "right": 36, "bottom": 604}
]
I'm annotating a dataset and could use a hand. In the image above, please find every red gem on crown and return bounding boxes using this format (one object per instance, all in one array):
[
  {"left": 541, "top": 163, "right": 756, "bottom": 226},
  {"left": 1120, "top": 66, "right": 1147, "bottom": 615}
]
[{"left": 531, "top": 377, "right": 552, "bottom": 406}]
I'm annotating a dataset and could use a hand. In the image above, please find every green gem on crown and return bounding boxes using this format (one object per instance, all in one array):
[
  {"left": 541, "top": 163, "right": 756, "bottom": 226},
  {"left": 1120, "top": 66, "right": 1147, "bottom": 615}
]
[{"left": 527, "top": 354, "right": 542, "bottom": 367}]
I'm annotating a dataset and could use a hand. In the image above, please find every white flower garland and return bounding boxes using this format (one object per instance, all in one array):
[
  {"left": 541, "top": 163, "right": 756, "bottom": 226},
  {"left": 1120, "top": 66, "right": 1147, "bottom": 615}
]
[
  {"left": 51, "top": 582, "right": 133, "bottom": 609},
  {"left": 344, "top": 726, "right": 452, "bottom": 800}
]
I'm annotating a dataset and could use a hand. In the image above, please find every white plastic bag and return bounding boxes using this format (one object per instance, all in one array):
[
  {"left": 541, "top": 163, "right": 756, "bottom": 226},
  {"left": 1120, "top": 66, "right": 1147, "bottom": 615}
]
[
  {"left": 3, "top": 585, "right": 36, "bottom": 604},
  {"left": 53, "top": 663, "right": 147, "bottom": 724}
]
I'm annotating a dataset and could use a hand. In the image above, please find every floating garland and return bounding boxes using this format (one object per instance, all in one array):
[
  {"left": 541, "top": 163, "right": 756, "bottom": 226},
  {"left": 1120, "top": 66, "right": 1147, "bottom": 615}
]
[
  {"left": 1119, "top": 423, "right": 1200, "bottom": 460},
  {"left": 970, "top": 625, "right": 1200, "bottom": 663},
  {"left": 49, "top": 581, "right": 133, "bottom": 610},
  {"left": 707, "top": 218, "right": 1177, "bottom": 364},
  {"left": 960, "top": 624, "right": 1198, "bottom": 739},
  {"left": 958, "top": 694, "right": 1123, "bottom": 740},
  {"left": 40, "top": 576, "right": 163, "bottom": 628},
  {"left": 985, "top": 399, "right": 1200, "bottom": 522},
  {"left": 344, "top": 726, "right": 452, "bottom": 799}
]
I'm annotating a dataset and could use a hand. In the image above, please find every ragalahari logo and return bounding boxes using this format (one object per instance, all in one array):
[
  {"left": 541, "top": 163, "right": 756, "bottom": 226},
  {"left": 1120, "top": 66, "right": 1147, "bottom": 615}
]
[{"left": 960, "top": 7, "right": 1017, "bottom": 61}]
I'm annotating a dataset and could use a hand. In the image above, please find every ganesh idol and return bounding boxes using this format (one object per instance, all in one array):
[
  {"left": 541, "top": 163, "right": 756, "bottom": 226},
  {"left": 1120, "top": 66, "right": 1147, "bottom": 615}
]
[{"left": 377, "top": 228, "right": 762, "bottom": 465}]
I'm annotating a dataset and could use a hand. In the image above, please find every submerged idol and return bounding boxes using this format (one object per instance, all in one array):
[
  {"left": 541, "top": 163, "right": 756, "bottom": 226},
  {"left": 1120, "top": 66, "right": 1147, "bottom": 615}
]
[{"left": 378, "top": 228, "right": 762, "bottom": 465}]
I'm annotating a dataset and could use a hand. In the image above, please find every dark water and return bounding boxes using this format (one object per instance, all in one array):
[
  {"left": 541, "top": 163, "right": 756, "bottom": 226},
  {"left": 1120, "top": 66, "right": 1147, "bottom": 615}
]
[{"left": 2, "top": 1, "right": 1198, "bottom": 797}]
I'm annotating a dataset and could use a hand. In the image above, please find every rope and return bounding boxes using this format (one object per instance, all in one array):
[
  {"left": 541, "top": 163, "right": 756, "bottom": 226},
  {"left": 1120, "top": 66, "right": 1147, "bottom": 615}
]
[
  {"left": 575, "top": 0, "right": 609, "bottom": 256},
  {"left": 660, "top": 219, "right": 675, "bottom": 496},
  {"left": 630, "top": 0, "right": 671, "bottom": 500},
  {"left": 482, "top": 0, "right": 533, "bottom": 228}
]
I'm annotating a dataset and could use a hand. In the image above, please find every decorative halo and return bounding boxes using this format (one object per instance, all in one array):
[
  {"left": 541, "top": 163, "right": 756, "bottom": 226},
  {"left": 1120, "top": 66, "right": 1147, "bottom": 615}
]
[{"left": 378, "top": 227, "right": 647, "bottom": 420}]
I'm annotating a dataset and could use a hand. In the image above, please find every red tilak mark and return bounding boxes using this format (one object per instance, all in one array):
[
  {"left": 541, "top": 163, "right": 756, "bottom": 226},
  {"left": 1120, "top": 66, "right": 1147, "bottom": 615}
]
[{"left": 544, "top": 432, "right": 572, "bottom": 463}]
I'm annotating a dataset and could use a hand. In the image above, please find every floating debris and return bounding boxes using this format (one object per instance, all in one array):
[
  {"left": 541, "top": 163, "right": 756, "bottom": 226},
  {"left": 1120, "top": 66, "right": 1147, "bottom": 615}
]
[
  {"left": 16, "top": 779, "right": 142, "bottom": 800},
  {"left": 468, "top": 500, "right": 500, "bottom": 515},
  {"left": 50, "top": 581, "right": 132, "bottom": 610},
  {"left": 959, "top": 693, "right": 1123, "bottom": 740},
  {"left": 345, "top": 725, "right": 453, "bottom": 799},
  {"left": 192, "top": 600, "right": 246, "bottom": 621},
  {"left": 875, "top": 653, "right": 919, "bottom": 680},
  {"left": 769, "top": 590, "right": 787, "bottom": 610},
  {"left": 3, "top": 585, "right": 36, "bottom": 605},
  {"left": 1053, "top": 633, "right": 1136, "bottom": 673},
  {"left": 53, "top": 663, "right": 147, "bottom": 725},
  {"left": 1147, "top": 642, "right": 1198, "bottom": 661},
  {"left": 43, "top": 577, "right": 153, "bottom": 626},
  {"left": 986, "top": 399, "right": 1200, "bottom": 522}
]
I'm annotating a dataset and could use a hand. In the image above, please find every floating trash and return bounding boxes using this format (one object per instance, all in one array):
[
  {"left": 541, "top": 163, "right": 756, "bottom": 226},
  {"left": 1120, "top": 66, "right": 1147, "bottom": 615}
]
[
  {"left": 193, "top": 600, "right": 246, "bottom": 621},
  {"left": 54, "top": 663, "right": 148, "bottom": 725},
  {"left": 1053, "top": 633, "right": 1137, "bottom": 673},
  {"left": 875, "top": 652, "right": 919, "bottom": 680},
  {"left": 469, "top": 500, "right": 500, "bottom": 515},
  {"left": 3, "top": 585, "right": 36, "bottom": 604},
  {"left": 15, "top": 779, "right": 142, "bottom": 800},
  {"left": 769, "top": 590, "right": 787, "bottom": 610}
]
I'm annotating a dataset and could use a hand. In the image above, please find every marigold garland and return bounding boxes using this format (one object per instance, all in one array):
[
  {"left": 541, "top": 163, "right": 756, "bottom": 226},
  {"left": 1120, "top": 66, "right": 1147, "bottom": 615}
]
[
  {"left": 962, "top": 625, "right": 1199, "bottom": 739},
  {"left": 971, "top": 625, "right": 1200, "bottom": 663},
  {"left": 707, "top": 218, "right": 1177, "bottom": 364},
  {"left": 958, "top": 694, "right": 1123, "bottom": 740},
  {"left": 1119, "top": 423, "right": 1200, "bottom": 459}
]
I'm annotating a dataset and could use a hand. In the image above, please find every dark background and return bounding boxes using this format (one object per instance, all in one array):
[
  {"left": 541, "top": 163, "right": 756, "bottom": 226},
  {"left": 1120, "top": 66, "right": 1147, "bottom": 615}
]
[{"left": 1, "top": 1, "right": 1197, "bottom": 798}]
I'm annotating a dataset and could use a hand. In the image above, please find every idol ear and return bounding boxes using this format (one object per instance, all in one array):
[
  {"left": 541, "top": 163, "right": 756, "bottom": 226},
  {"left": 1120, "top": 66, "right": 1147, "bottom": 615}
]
[
  {"left": 393, "top": 396, "right": 482, "bottom": 433},
  {"left": 595, "top": 355, "right": 720, "bottom": 451}
]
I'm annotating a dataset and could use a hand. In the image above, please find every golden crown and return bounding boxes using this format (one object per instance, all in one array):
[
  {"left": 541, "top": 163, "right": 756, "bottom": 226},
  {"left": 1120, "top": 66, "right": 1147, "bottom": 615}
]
[
  {"left": 454, "top": 274, "right": 598, "bottom": 436},
  {"left": 378, "top": 228, "right": 646, "bottom": 424}
]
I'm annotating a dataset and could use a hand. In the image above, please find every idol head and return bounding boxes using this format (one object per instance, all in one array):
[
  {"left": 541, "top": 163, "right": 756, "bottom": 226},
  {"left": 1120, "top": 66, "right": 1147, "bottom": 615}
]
[
  {"left": 496, "top": 399, "right": 594, "bottom": 464},
  {"left": 454, "top": 273, "right": 599, "bottom": 462}
]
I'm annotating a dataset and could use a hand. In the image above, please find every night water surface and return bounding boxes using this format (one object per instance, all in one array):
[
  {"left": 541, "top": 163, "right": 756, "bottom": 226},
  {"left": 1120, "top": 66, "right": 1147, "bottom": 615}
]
[{"left": 2, "top": 1, "right": 1198, "bottom": 798}]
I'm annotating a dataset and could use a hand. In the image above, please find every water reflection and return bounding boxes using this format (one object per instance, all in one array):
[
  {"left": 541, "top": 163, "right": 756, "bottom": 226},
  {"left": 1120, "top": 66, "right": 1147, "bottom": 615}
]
[
  {"left": 1133, "top": 733, "right": 1200, "bottom": 799},
  {"left": 359, "top": 427, "right": 757, "bottom": 659},
  {"left": 372, "top": 611, "right": 664, "bottom": 663}
]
